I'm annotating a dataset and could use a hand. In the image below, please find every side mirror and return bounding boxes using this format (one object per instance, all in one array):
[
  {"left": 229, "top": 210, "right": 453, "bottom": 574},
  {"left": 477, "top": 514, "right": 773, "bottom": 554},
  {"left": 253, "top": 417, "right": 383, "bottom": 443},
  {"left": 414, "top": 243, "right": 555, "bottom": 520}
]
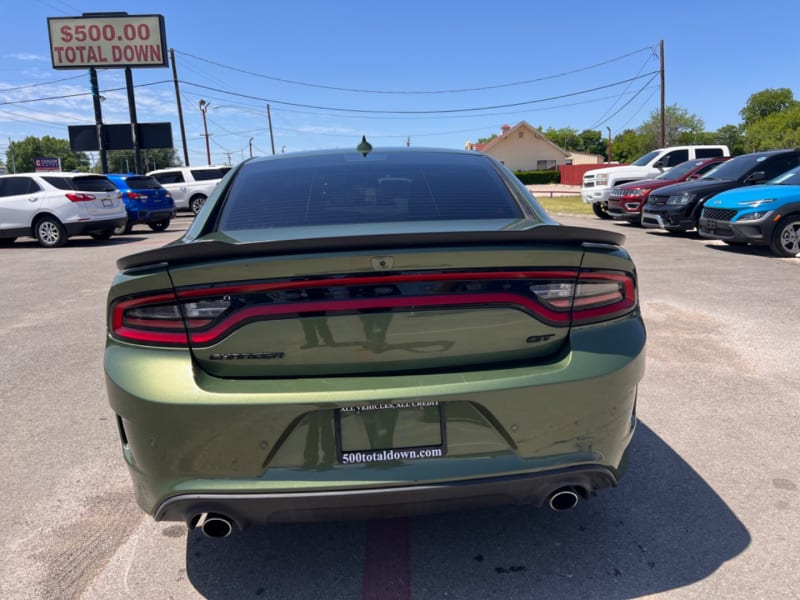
[
  {"left": 654, "top": 158, "right": 669, "bottom": 169},
  {"left": 747, "top": 171, "right": 767, "bottom": 184}
]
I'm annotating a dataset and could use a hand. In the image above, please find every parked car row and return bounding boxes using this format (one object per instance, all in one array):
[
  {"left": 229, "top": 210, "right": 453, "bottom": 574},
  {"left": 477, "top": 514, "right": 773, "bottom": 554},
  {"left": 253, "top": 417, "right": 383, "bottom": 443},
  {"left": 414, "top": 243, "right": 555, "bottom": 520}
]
[
  {"left": 601, "top": 148, "right": 800, "bottom": 258},
  {"left": 0, "top": 165, "right": 230, "bottom": 248}
]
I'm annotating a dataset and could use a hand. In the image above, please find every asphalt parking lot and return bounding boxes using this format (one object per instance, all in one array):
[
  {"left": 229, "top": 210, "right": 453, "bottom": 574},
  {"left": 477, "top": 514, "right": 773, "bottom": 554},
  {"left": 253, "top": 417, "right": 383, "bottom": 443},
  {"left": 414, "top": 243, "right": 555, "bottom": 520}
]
[{"left": 1, "top": 214, "right": 797, "bottom": 599}]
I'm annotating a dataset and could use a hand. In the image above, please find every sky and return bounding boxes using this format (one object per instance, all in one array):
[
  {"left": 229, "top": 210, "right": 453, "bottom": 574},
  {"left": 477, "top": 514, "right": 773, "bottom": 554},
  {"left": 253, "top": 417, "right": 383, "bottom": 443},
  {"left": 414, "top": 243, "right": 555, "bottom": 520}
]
[{"left": 2, "top": 0, "right": 799, "bottom": 169}]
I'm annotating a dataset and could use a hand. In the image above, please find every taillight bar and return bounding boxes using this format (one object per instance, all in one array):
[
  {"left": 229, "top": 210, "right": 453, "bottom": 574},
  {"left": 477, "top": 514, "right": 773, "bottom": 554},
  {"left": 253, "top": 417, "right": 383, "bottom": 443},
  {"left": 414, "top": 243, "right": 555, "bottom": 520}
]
[
  {"left": 66, "top": 193, "right": 96, "bottom": 202},
  {"left": 109, "top": 270, "right": 637, "bottom": 347}
]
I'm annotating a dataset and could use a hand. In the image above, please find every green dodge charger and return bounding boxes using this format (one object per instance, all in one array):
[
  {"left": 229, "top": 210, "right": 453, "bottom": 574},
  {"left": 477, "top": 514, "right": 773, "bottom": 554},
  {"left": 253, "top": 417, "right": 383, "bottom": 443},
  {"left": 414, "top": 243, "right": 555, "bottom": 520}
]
[{"left": 104, "top": 146, "right": 646, "bottom": 538}]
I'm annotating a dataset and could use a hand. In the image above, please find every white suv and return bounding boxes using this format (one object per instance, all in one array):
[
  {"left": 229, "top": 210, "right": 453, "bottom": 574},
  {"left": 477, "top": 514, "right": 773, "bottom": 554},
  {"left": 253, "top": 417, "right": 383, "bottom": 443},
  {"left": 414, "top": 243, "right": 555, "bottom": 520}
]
[
  {"left": 147, "top": 166, "right": 231, "bottom": 215},
  {"left": 0, "top": 172, "right": 127, "bottom": 248}
]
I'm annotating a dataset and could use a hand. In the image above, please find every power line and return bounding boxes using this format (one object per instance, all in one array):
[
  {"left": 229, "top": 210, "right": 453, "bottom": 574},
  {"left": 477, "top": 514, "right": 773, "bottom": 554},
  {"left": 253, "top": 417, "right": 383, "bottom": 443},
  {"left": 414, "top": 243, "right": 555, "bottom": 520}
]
[
  {"left": 178, "top": 72, "right": 660, "bottom": 115},
  {"left": 174, "top": 46, "right": 657, "bottom": 95}
]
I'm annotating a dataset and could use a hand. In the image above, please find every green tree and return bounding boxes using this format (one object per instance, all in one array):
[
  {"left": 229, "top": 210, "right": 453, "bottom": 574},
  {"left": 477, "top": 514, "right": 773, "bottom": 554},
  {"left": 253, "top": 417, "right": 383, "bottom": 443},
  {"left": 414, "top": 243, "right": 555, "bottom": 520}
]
[
  {"left": 743, "top": 104, "right": 800, "bottom": 151},
  {"left": 638, "top": 104, "right": 705, "bottom": 148},
  {"left": 477, "top": 134, "right": 497, "bottom": 144},
  {"left": 7, "top": 136, "right": 90, "bottom": 173},
  {"left": 740, "top": 88, "right": 797, "bottom": 127},
  {"left": 610, "top": 129, "right": 647, "bottom": 163},
  {"left": 577, "top": 129, "right": 606, "bottom": 157},
  {"left": 712, "top": 124, "right": 746, "bottom": 155},
  {"left": 105, "top": 148, "right": 181, "bottom": 173},
  {"left": 543, "top": 127, "right": 580, "bottom": 151}
]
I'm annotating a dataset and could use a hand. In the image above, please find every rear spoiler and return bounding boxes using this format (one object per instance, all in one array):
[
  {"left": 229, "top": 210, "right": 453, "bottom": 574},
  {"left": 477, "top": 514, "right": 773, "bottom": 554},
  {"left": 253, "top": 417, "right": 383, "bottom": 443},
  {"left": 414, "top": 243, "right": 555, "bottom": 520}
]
[{"left": 117, "top": 225, "right": 625, "bottom": 270}]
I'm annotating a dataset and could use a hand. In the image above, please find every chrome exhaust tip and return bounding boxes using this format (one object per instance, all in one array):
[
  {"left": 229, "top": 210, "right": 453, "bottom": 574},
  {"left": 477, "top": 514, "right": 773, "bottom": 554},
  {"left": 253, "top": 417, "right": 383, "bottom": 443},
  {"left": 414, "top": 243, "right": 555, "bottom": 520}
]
[
  {"left": 194, "top": 512, "right": 233, "bottom": 538},
  {"left": 548, "top": 488, "right": 580, "bottom": 511}
]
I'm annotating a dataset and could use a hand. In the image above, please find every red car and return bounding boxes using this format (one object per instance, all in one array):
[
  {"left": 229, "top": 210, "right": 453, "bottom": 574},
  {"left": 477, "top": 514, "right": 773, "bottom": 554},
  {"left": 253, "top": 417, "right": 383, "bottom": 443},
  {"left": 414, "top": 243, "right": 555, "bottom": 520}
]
[{"left": 607, "top": 157, "right": 729, "bottom": 224}]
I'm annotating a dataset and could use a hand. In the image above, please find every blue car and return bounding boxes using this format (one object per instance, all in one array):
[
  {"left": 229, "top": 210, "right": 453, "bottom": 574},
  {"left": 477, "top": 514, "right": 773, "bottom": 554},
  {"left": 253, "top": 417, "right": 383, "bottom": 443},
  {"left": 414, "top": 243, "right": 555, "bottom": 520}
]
[
  {"left": 106, "top": 174, "right": 175, "bottom": 234},
  {"left": 698, "top": 165, "right": 800, "bottom": 257}
]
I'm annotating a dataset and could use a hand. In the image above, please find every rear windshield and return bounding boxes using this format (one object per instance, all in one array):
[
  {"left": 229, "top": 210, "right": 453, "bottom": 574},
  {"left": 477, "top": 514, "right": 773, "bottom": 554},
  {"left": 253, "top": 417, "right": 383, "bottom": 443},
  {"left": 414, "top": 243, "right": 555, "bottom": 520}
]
[
  {"left": 218, "top": 152, "right": 524, "bottom": 231},
  {"left": 192, "top": 168, "right": 230, "bottom": 181},
  {"left": 42, "top": 175, "right": 117, "bottom": 192},
  {"left": 122, "top": 176, "right": 162, "bottom": 190}
]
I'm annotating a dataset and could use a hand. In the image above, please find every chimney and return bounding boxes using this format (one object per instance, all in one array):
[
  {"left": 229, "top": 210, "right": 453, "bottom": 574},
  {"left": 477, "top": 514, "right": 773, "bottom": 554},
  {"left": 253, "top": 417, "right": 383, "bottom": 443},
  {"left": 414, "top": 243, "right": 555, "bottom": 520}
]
[{"left": 500, "top": 124, "right": 511, "bottom": 135}]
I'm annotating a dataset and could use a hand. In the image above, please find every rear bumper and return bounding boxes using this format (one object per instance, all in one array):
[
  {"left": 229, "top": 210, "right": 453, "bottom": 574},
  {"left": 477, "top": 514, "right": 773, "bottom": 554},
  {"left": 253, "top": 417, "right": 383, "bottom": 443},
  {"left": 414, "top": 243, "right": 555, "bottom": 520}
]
[
  {"left": 156, "top": 464, "right": 620, "bottom": 526},
  {"left": 106, "top": 314, "right": 645, "bottom": 522},
  {"left": 66, "top": 216, "right": 128, "bottom": 236},
  {"left": 127, "top": 208, "right": 175, "bottom": 224}
]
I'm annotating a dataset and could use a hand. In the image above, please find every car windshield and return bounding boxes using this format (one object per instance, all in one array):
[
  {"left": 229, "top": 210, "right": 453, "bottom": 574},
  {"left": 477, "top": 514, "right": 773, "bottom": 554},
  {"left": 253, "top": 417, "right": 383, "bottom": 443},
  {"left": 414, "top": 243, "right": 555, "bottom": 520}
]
[
  {"left": 123, "top": 176, "right": 163, "bottom": 190},
  {"left": 631, "top": 150, "right": 661, "bottom": 167},
  {"left": 655, "top": 160, "right": 705, "bottom": 181},
  {"left": 699, "top": 154, "right": 769, "bottom": 181},
  {"left": 768, "top": 165, "right": 800, "bottom": 185},
  {"left": 217, "top": 151, "right": 527, "bottom": 231},
  {"left": 41, "top": 175, "right": 117, "bottom": 192}
]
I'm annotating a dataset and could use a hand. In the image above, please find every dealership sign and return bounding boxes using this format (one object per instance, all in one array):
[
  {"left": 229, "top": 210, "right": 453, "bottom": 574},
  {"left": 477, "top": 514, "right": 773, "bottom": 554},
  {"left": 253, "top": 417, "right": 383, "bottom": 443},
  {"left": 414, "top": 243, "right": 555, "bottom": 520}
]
[
  {"left": 34, "top": 157, "right": 62, "bottom": 172},
  {"left": 47, "top": 14, "right": 168, "bottom": 69}
]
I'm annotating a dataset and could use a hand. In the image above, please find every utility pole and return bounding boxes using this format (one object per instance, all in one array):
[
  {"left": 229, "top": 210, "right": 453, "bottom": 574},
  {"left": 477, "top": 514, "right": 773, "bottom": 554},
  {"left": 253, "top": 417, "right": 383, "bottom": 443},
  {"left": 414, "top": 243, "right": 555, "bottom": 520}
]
[
  {"left": 249, "top": 137, "right": 254, "bottom": 158},
  {"left": 606, "top": 127, "right": 612, "bottom": 163},
  {"left": 660, "top": 40, "right": 666, "bottom": 148},
  {"left": 170, "top": 48, "right": 190, "bottom": 166},
  {"left": 199, "top": 99, "right": 211, "bottom": 166},
  {"left": 267, "top": 104, "right": 276, "bottom": 155}
]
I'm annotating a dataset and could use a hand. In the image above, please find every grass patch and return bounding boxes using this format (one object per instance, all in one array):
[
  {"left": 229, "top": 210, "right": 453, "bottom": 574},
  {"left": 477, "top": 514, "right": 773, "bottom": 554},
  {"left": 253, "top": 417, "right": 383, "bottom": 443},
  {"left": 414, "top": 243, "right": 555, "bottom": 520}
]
[{"left": 535, "top": 195, "right": 593, "bottom": 216}]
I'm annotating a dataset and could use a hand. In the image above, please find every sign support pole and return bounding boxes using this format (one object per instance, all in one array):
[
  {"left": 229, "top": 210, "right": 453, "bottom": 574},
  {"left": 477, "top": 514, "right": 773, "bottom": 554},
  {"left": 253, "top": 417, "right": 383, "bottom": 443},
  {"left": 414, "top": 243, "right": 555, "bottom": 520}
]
[{"left": 89, "top": 68, "right": 108, "bottom": 173}]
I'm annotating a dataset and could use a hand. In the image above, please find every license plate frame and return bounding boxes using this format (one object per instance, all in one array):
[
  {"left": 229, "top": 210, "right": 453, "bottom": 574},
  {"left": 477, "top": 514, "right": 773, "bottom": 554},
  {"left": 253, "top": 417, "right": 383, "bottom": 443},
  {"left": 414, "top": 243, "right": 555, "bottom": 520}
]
[{"left": 334, "top": 401, "right": 447, "bottom": 465}]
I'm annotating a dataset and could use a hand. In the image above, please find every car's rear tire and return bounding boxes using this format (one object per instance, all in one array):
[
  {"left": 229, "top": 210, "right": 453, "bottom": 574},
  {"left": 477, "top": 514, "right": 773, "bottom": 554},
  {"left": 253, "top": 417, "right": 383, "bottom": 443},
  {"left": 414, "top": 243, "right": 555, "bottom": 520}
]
[
  {"left": 592, "top": 201, "right": 611, "bottom": 219},
  {"left": 190, "top": 195, "right": 207, "bottom": 215},
  {"left": 90, "top": 230, "right": 113, "bottom": 241},
  {"left": 769, "top": 215, "right": 800, "bottom": 257},
  {"left": 148, "top": 219, "right": 170, "bottom": 232},
  {"left": 35, "top": 216, "right": 67, "bottom": 248},
  {"left": 114, "top": 220, "right": 133, "bottom": 235}
]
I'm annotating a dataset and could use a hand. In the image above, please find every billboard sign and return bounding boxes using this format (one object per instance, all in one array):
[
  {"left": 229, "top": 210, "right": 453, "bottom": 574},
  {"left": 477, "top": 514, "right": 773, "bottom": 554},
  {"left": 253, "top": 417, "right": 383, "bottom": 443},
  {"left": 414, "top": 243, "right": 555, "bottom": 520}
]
[
  {"left": 34, "top": 157, "right": 62, "bottom": 172},
  {"left": 47, "top": 14, "right": 168, "bottom": 69}
]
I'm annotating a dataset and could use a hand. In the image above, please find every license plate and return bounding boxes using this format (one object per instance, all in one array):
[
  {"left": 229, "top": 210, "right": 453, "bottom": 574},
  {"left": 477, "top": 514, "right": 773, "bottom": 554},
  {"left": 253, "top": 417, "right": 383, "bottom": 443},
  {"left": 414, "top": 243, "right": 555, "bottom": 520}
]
[
  {"left": 335, "top": 401, "right": 446, "bottom": 464},
  {"left": 102, "top": 199, "right": 113, "bottom": 207}
]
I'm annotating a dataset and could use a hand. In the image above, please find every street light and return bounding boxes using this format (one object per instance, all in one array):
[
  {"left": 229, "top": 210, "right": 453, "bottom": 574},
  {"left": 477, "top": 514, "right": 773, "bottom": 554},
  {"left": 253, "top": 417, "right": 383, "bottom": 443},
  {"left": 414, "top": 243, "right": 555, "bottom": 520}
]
[{"left": 199, "top": 99, "right": 212, "bottom": 166}]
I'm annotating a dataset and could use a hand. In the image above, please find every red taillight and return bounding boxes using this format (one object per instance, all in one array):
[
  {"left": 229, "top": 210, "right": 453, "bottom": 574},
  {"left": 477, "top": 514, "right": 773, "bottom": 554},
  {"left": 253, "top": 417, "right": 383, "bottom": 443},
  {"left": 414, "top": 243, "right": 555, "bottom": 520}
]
[
  {"left": 66, "top": 193, "right": 96, "bottom": 202},
  {"left": 110, "top": 270, "right": 637, "bottom": 347}
]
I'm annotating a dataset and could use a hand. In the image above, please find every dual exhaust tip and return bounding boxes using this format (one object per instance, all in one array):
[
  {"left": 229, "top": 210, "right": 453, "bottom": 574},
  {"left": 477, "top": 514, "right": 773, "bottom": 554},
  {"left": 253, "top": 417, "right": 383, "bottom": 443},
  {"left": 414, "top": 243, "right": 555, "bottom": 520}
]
[
  {"left": 547, "top": 487, "right": 581, "bottom": 511},
  {"left": 193, "top": 513, "right": 233, "bottom": 538},
  {"left": 191, "top": 487, "right": 582, "bottom": 538}
]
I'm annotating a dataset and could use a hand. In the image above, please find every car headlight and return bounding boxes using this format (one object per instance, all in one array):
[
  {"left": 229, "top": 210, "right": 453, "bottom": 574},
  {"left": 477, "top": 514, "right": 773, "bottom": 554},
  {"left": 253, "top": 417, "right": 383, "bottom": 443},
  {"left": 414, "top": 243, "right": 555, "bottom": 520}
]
[
  {"left": 595, "top": 174, "right": 609, "bottom": 185},
  {"left": 735, "top": 210, "right": 773, "bottom": 222},
  {"left": 667, "top": 193, "right": 694, "bottom": 205},
  {"left": 736, "top": 198, "right": 776, "bottom": 208}
]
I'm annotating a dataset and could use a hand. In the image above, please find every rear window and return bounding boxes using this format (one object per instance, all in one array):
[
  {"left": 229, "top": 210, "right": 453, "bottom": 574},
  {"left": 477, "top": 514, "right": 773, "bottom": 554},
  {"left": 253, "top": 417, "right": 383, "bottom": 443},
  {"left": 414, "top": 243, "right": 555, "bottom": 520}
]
[
  {"left": 122, "top": 176, "right": 162, "bottom": 190},
  {"left": 217, "top": 152, "right": 523, "bottom": 231},
  {"left": 192, "top": 168, "right": 229, "bottom": 181},
  {"left": 695, "top": 148, "right": 724, "bottom": 158},
  {"left": 42, "top": 175, "right": 117, "bottom": 192},
  {"left": 152, "top": 171, "right": 185, "bottom": 184}
]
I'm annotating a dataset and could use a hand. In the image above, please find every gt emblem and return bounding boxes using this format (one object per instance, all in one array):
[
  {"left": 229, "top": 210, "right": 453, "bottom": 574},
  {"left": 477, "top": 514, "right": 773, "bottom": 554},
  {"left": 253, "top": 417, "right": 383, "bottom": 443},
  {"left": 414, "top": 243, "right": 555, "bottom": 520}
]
[{"left": 371, "top": 256, "right": 395, "bottom": 271}]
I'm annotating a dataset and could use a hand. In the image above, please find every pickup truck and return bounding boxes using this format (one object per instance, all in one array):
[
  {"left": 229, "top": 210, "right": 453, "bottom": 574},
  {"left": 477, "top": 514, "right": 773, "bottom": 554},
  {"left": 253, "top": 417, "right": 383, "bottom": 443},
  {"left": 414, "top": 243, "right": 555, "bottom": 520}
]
[
  {"left": 147, "top": 166, "right": 232, "bottom": 215},
  {"left": 582, "top": 145, "right": 730, "bottom": 219}
]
